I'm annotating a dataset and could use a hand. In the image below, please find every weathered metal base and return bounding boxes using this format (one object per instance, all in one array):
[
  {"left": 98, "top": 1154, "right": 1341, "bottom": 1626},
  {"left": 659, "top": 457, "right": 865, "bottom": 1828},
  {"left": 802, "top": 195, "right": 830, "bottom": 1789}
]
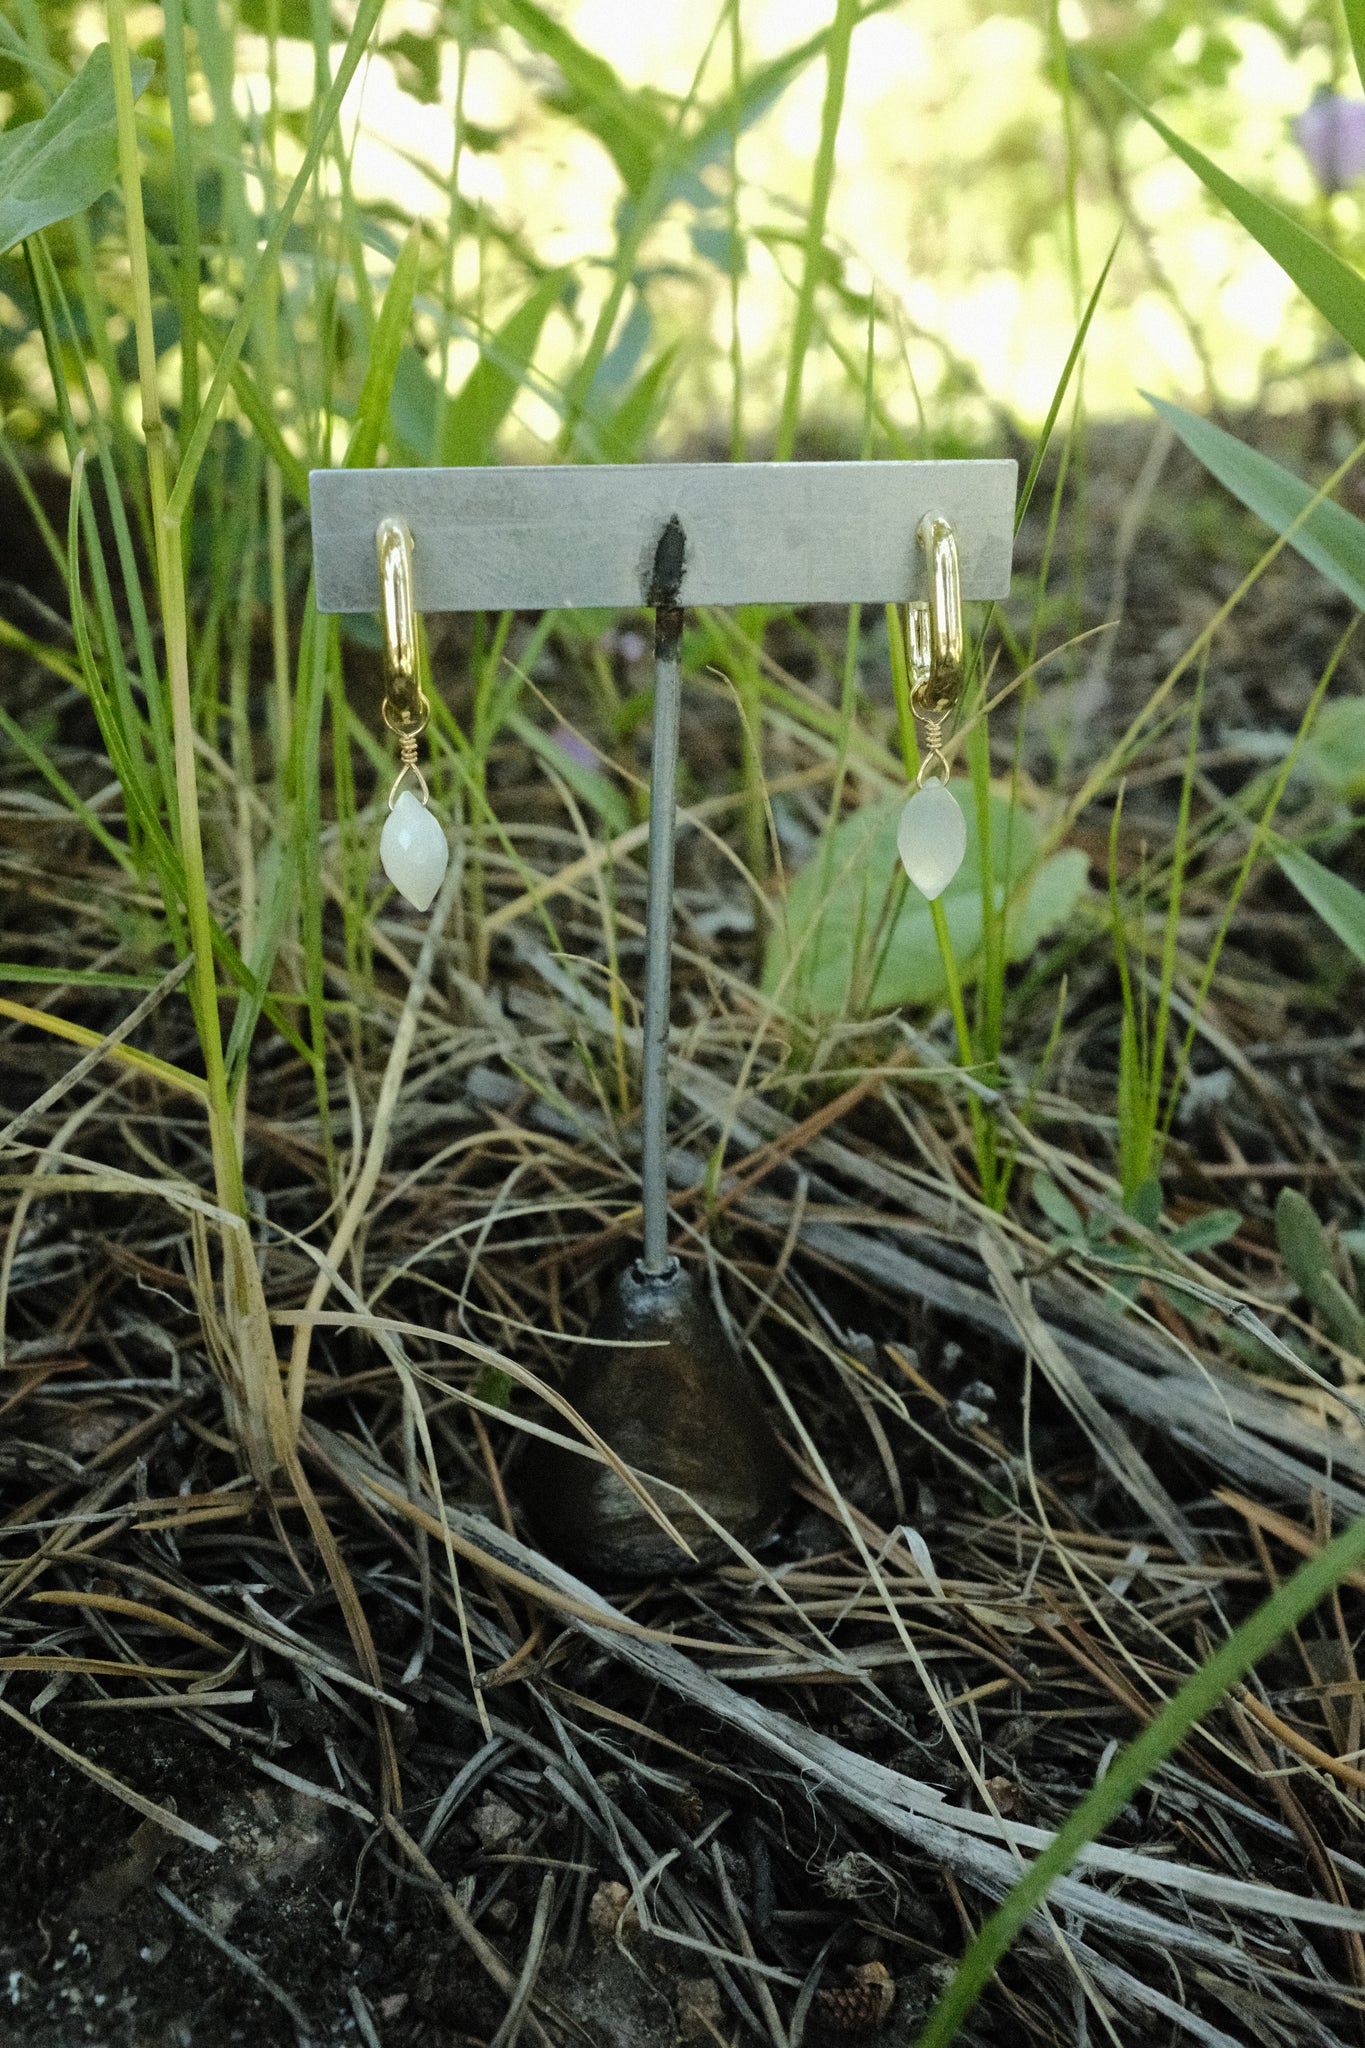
[{"left": 519, "top": 1259, "right": 789, "bottom": 1581}]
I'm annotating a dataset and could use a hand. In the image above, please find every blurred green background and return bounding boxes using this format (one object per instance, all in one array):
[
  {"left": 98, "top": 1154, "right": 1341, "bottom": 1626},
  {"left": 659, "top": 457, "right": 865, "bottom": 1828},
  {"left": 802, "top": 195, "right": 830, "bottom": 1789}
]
[{"left": 4, "top": 0, "right": 1364, "bottom": 468}]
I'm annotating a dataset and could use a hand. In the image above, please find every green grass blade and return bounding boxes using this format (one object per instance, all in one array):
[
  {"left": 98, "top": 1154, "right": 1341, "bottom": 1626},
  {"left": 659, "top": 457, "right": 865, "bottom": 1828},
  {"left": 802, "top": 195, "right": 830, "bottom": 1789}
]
[
  {"left": 438, "top": 270, "right": 566, "bottom": 466},
  {"left": 1346, "top": 0, "right": 1365, "bottom": 95},
  {"left": 0, "top": 965, "right": 160, "bottom": 989},
  {"left": 230, "top": 361, "right": 312, "bottom": 505},
  {"left": 592, "top": 343, "right": 680, "bottom": 463},
  {"left": 225, "top": 829, "right": 298, "bottom": 1097},
  {"left": 506, "top": 712, "right": 630, "bottom": 837},
  {"left": 292, "top": 590, "right": 332, "bottom": 1138},
  {"left": 552, "top": 17, "right": 726, "bottom": 458},
  {"left": 1118, "top": 79, "right": 1365, "bottom": 361},
  {"left": 774, "top": 0, "right": 857, "bottom": 462},
  {"left": 0, "top": 698, "right": 135, "bottom": 874},
  {"left": 1148, "top": 657, "right": 1204, "bottom": 1173},
  {"left": 162, "top": 0, "right": 200, "bottom": 440},
  {"left": 66, "top": 455, "right": 176, "bottom": 885},
  {"left": 69, "top": 462, "right": 314, "bottom": 1076},
  {"left": 343, "top": 222, "right": 422, "bottom": 470},
  {"left": 166, "top": 0, "right": 386, "bottom": 522},
  {"left": 28, "top": 240, "right": 165, "bottom": 831},
  {"left": 1186, "top": 627, "right": 1347, "bottom": 1151},
  {"left": 914, "top": 1505, "right": 1365, "bottom": 2047},
  {"left": 1015, "top": 233, "right": 1118, "bottom": 535},
  {"left": 1149, "top": 393, "right": 1365, "bottom": 607},
  {"left": 687, "top": 1, "right": 900, "bottom": 197}
]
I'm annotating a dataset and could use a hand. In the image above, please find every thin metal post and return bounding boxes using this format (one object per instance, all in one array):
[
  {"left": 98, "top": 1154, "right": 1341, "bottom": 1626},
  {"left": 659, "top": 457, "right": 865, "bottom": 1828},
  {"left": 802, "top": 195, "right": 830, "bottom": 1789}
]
[{"left": 640, "top": 517, "right": 686, "bottom": 1274}]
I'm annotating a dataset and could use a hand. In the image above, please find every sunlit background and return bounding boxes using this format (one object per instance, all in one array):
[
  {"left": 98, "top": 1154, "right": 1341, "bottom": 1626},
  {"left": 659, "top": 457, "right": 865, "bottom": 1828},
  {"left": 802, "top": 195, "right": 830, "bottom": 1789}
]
[{"left": 28, "top": 0, "right": 1365, "bottom": 458}]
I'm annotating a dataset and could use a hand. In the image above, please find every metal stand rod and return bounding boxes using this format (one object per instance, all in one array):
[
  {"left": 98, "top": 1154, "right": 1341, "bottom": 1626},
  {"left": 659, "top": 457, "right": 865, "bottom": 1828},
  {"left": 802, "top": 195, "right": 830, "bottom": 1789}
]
[{"left": 640, "top": 599, "right": 683, "bottom": 1274}]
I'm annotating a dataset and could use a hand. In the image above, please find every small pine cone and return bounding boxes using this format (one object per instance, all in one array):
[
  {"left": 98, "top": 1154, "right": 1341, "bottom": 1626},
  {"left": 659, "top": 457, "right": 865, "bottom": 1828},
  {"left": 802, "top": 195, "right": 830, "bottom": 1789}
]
[{"left": 813, "top": 1961, "right": 895, "bottom": 2033}]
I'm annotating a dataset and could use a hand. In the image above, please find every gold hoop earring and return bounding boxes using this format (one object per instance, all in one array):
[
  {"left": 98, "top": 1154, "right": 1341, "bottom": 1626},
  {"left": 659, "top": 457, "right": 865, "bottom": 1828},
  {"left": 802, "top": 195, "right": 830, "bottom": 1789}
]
[
  {"left": 897, "top": 513, "right": 967, "bottom": 901},
  {"left": 376, "top": 517, "right": 448, "bottom": 912}
]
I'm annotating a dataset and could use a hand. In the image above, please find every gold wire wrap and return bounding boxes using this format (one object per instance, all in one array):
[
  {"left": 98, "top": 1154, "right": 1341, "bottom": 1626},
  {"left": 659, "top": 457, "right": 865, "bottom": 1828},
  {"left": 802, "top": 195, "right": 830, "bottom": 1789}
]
[
  {"left": 388, "top": 730, "right": 430, "bottom": 809},
  {"left": 914, "top": 713, "right": 950, "bottom": 789},
  {"left": 905, "top": 513, "right": 964, "bottom": 786},
  {"left": 376, "top": 516, "right": 431, "bottom": 809}
]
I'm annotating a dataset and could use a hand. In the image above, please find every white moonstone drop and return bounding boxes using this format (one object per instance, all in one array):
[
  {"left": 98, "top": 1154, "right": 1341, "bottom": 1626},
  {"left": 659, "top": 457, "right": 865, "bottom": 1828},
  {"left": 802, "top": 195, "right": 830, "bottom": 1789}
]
[
  {"left": 380, "top": 789, "right": 449, "bottom": 912},
  {"left": 897, "top": 780, "right": 967, "bottom": 901}
]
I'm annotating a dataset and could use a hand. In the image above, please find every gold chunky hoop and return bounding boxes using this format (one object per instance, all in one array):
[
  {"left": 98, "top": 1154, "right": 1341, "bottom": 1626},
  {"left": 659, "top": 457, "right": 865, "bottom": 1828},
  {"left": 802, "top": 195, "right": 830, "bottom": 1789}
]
[
  {"left": 907, "top": 512, "right": 964, "bottom": 787},
  {"left": 377, "top": 516, "right": 430, "bottom": 807}
]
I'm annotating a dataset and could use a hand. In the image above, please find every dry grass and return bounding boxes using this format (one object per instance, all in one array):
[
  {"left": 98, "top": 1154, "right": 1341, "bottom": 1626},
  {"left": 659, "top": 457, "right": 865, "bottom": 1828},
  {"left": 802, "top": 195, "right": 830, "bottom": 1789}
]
[{"left": 2, "top": 422, "right": 1365, "bottom": 2046}]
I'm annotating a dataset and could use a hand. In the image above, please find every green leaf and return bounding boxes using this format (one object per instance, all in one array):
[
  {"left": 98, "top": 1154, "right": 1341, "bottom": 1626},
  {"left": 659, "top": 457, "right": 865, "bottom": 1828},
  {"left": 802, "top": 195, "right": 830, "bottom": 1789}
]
[
  {"left": 488, "top": 0, "right": 668, "bottom": 198},
  {"left": 1033, "top": 1173, "right": 1083, "bottom": 1238},
  {"left": 591, "top": 345, "right": 680, "bottom": 463},
  {"left": 685, "top": 4, "right": 901, "bottom": 193},
  {"left": 443, "top": 270, "right": 566, "bottom": 467},
  {"left": 1008, "top": 846, "right": 1091, "bottom": 961},
  {"left": 762, "top": 787, "right": 1088, "bottom": 1021},
  {"left": 1276, "top": 1188, "right": 1365, "bottom": 1356},
  {"left": 0, "top": 45, "right": 153, "bottom": 257},
  {"left": 472, "top": 1363, "right": 514, "bottom": 1410},
  {"left": 1148, "top": 395, "right": 1365, "bottom": 609},
  {"left": 343, "top": 223, "right": 422, "bottom": 471},
  {"left": 1277, "top": 842, "right": 1365, "bottom": 967},
  {"left": 391, "top": 272, "right": 567, "bottom": 468},
  {"left": 1302, "top": 696, "right": 1365, "bottom": 800},
  {"left": 1310, "top": 1267, "right": 1365, "bottom": 1352},
  {"left": 1278, "top": 1186, "right": 1331, "bottom": 1292},
  {"left": 1348, "top": 0, "right": 1365, "bottom": 98},
  {"left": 1168, "top": 1207, "right": 1242, "bottom": 1254},
  {"left": 1118, "top": 80, "right": 1365, "bottom": 362}
]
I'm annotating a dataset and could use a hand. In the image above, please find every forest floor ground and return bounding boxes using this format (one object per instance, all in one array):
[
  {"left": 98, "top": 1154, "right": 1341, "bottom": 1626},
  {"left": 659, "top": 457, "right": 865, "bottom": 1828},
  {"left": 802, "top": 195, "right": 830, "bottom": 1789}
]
[{"left": 3, "top": 410, "right": 1365, "bottom": 2048}]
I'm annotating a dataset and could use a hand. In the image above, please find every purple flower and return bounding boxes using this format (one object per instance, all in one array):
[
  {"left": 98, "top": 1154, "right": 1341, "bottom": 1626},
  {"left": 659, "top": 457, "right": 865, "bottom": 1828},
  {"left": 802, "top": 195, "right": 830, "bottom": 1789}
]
[
  {"left": 1294, "top": 92, "right": 1365, "bottom": 194},
  {"left": 551, "top": 722, "right": 598, "bottom": 770}
]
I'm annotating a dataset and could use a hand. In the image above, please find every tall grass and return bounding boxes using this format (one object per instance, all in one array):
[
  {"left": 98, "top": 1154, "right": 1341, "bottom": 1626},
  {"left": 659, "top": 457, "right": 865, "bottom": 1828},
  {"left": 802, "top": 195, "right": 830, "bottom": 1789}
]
[{"left": 4, "top": 1, "right": 1365, "bottom": 2022}]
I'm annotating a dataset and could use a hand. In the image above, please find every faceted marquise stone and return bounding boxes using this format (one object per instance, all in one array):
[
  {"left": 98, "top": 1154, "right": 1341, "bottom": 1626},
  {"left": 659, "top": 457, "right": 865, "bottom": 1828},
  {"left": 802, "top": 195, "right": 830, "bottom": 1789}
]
[
  {"left": 897, "top": 779, "right": 967, "bottom": 901},
  {"left": 380, "top": 789, "right": 449, "bottom": 911}
]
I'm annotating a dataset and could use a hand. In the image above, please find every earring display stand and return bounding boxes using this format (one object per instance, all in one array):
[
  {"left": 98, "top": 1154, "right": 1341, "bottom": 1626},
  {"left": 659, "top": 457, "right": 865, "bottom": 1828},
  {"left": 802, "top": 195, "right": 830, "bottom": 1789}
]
[{"left": 311, "top": 459, "right": 1017, "bottom": 1578}]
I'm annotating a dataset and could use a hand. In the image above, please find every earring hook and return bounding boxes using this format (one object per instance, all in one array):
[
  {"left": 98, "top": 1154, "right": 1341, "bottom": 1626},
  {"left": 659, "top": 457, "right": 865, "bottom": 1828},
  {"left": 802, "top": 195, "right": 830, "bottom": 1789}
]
[
  {"left": 907, "top": 512, "right": 963, "bottom": 786},
  {"left": 377, "top": 517, "right": 431, "bottom": 806}
]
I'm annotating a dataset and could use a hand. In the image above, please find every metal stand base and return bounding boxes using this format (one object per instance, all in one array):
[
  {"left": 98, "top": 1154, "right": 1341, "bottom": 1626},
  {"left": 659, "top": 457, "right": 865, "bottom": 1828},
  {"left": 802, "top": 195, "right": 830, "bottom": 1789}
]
[
  {"left": 519, "top": 1258, "right": 788, "bottom": 1580},
  {"left": 520, "top": 520, "right": 789, "bottom": 1579}
]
